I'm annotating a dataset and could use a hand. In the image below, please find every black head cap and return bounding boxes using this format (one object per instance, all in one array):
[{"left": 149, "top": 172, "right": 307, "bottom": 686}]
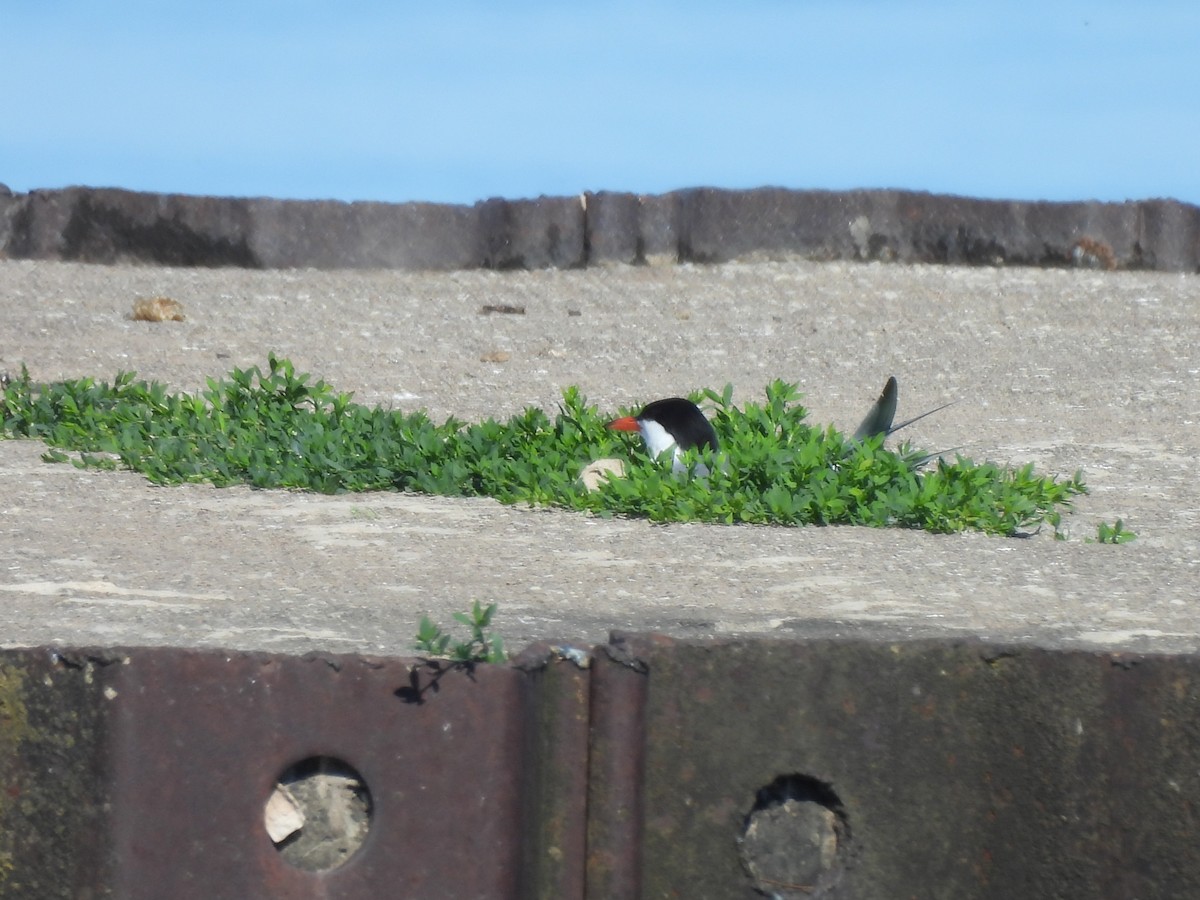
[{"left": 638, "top": 398, "right": 719, "bottom": 452}]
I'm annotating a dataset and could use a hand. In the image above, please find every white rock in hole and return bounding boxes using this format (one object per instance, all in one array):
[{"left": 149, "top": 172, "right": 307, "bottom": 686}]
[{"left": 265, "top": 783, "right": 306, "bottom": 844}]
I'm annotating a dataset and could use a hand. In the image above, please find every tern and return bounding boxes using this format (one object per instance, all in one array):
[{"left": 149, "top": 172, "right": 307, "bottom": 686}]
[{"left": 607, "top": 378, "right": 954, "bottom": 473}]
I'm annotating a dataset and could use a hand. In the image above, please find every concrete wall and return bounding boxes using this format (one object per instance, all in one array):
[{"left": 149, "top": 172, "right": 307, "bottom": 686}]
[{"left": 2, "top": 184, "right": 1198, "bottom": 272}]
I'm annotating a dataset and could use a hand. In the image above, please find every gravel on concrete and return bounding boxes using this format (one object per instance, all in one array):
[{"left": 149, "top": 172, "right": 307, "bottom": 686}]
[{"left": 1, "top": 258, "right": 1196, "bottom": 655}]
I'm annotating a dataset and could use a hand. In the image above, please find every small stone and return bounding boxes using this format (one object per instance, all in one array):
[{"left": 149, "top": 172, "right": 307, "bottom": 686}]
[
  {"left": 132, "top": 296, "right": 186, "bottom": 322},
  {"left": 580, "top": 458, "right": 626, "bottom": 491},
  {"left": 264, "top": 784, "right": 306, "bottom": 844}
]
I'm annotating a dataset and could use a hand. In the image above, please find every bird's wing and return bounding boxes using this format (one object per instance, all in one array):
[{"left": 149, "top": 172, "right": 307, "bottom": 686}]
[{"left": 853, "top": 376, "right": 899, "bottom": 440}]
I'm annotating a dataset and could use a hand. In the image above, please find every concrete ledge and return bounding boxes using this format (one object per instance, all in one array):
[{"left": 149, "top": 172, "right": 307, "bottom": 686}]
[
  {"left": 2, "top": 185, "right": 1197, "bottom": 272},
  {"left": 2, "top": 637, "right": 1198, "bottom": 898}
]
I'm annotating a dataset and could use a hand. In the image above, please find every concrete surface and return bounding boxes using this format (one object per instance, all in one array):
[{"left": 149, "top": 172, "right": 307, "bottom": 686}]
[{"left": 1, "top": 258, "right": 1196, "bottom": 655}]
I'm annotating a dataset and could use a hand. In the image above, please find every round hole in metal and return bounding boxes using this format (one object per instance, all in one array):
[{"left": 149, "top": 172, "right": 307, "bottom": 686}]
[
  {"left": 266, "top": 756, "right": 372, "bottom": 872},
  {"left": 738, "top": 773, "right": 850, "bottom": 898}
]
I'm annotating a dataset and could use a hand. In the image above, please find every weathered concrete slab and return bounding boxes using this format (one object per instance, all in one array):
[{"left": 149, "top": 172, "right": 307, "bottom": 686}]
[
  {"left": 1, "top": 257, "right": 1196, "bottom": 658},
  {"left": 247, "top": 197, "right": 483, "bottom": 270},
  {"left": 0, "top": 188, "right": 592, "bottom": 272},
  {"left": 5, "top": 188, "right": 258, "bottom": 267},
  {"left": 2, "top": 186, "right": 1197, "bottom": 271}
]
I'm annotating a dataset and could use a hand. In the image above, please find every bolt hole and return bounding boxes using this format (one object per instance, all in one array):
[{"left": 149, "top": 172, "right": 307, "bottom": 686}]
[
  {"left": 266, "top": 756, "right": 372, "bottom": 872},
  {"left": 738, "top": 773, "right": 849, "bottom": 898}
]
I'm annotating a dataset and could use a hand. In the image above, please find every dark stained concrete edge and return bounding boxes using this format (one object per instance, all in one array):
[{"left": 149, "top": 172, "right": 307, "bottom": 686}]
[
  {"left": 2, "top": 636, "right": 1199, "bottom": 899},
  {"left": 1, "top": 183, "right": 1197, "bottom": 272}
]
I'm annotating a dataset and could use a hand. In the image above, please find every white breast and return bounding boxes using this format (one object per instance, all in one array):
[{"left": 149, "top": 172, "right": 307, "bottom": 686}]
[
  {"left": 639, "top": 418, "right": 710, "bottom": 476},
  {"left": 637, "top": 418, "right": 679, "bottom": 459}
]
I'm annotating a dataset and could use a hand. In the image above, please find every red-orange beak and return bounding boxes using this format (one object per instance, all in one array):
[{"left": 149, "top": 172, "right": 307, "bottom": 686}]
[{"left": 607, "top": 415, "right": 640, "bottom": 433}]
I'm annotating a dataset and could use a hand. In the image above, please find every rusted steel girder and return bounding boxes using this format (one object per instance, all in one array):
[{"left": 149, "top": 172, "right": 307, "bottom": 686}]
[{"left": 2, "top": 636, "right": 1200, "bottom": 898}]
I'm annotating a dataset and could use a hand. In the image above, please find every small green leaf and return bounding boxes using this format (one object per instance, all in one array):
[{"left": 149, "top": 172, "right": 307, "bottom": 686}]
[{"left": 1094, "top": 518, "right": 1137, "bottom": 544}]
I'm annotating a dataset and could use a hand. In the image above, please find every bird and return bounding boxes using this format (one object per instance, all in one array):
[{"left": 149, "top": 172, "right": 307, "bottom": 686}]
[
  {"left": 852, "top": 376, "right": 959, "bottom": 467},
  {"left": 853, "top": 375, "right": 955, "bottom": 440},
  {"left": 607, "top": 397, "right": 718, "bottom": 475},
  {"left": 853, "top": 375, "right": 902, "bottom": 440},
  {"left": 608, "top": 378, "right": 955, "bottom": 475}
]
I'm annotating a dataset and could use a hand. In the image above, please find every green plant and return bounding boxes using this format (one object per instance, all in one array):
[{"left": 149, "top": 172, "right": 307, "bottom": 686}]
[
  {"left": 414, "top": 601, "right": 507, "bottom": 663},
  {"left": 1, "top": 355, "right": 1087, "bottom": 536},
  {"left": 1091, "top": 519, "right": 1137, "bottom": 544},
  {"left": 1048, "top": 512, "right": 1068, "bottom": 540}
]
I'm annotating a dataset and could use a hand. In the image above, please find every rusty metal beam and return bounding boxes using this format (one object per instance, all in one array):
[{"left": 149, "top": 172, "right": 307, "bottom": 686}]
[{"left": 3, "top": 637, "right": 1200, "bottom": 898}]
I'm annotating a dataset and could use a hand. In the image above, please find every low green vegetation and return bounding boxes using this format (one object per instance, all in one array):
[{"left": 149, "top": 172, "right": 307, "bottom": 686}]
[
  {"left": 414, "top": 601, "right": 507, "bottom": 663},
  {"left": 1, "top": 353, "right": 1086, "bottom": 535},
  {"left": 1092, "top": 519, "right": 1137, "bottom": 544}
]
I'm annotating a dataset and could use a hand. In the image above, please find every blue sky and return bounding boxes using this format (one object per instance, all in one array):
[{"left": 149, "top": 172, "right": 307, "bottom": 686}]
[{"left": 3, "top": 1, "right": 1197, "bottom": 206}]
